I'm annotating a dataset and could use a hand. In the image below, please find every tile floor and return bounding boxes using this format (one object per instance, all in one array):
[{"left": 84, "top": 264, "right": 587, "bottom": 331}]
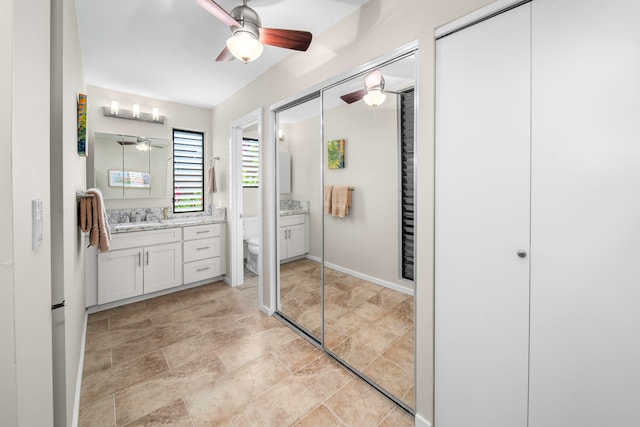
[
  {"left": 280, "top": 259, "right": 415, "bottom": 408},
  {"left": 79, "top": 278, "right": 414, "bottom": 426}
]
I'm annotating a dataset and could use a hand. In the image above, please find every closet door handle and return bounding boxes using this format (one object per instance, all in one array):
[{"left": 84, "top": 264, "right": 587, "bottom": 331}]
[
  {"left": 138, "top": 252, "right": 141, "bottom": 267},
  {"left": 146, "top": 251, "right": 150, "bottom": 265},
  {"left": 517, "top": 250, "right": 527, "bottom": 258}
]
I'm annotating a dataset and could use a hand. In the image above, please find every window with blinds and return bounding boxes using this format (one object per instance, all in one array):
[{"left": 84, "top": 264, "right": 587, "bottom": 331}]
[
  {"left": 173, "top": 129, "right": 204, "bottom": 213},
  {"left": 242, "top": 138, "right": 259, "bottom": 187},
  {"left": 400, "top": 88, "right": 415, "bottom": 281}
]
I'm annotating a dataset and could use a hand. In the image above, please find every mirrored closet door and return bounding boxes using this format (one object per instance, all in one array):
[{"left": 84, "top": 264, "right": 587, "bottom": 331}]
[
  {"left": 321, "top": 52, "right": 416, "bottom": 410},
  {"left": 274, "top": 47, "right": 417, "bottom": 412},
  {"left": 275, "top": 95, "right": 323, "bottom": 341}
]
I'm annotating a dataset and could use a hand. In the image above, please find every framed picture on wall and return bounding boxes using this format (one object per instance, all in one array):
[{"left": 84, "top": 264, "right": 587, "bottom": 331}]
[{"left": 328, "top": 139, "right": 346, "bottom": 169}]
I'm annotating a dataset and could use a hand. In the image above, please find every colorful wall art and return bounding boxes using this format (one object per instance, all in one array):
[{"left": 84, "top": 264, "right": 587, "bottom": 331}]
[
  {"left": 77, "top": 93, "right": 87, "bottom": 156},
  {"left": 328, "top": 139, "right": 345, "bottom": 169}
]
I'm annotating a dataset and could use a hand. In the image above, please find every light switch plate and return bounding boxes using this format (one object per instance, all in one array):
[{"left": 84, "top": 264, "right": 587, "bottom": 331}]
[{"left": 32, "top": 199, "right": 43, "bottom": 250}]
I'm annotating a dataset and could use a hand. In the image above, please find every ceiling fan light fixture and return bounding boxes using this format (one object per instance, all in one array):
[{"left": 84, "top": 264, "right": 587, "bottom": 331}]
[
  {"left": 363, "top": 90, "right": 386, "bottom": 108},
  {"left": 227, "top": 31, "right": 263, "bottom": 63},
  {"left": 136, "top": 137, "right": 151, "bottom": 152}
]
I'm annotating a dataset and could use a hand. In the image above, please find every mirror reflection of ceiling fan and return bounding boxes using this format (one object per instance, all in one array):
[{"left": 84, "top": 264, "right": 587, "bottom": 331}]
[
  {"left": 340, "top": 70, "right": 394, "bottom": 107},
  {"left": 117, "top": 137, "right": 163, "bottom": 152},
  {"left": 195, "top": 0, "right": 313, "bottom": 63}
]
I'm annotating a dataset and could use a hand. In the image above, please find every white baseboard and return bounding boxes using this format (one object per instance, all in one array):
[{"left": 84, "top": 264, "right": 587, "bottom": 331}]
[
  {"left": 72, "top": 311, "right": 88, "bottom": 427},
  {"left": 305, "top": 255, "right": 414, "bottom": 296},
  {"left": 415, "top": 413, "right": 432, "bottom": 427},
  {"left": 260, "top": 304, "right": 274, "bottom": 316}
]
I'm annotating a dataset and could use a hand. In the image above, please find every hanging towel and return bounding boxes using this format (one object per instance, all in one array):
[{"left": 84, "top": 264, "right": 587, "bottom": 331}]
[
  {"left": 324, "top": 185, "right": 333, "bottom": 214},
  {"left": 207, "top": 166, "right": 217, "bottom": 193},
  {"left": 79, "top": 196, "right": 92, "bottom": 233},
  {"left": 331, "top": 185, "right": 351, "bottom": 218},
  {"left": 86, "top": 188, "right": 111, "bottom": 252}
]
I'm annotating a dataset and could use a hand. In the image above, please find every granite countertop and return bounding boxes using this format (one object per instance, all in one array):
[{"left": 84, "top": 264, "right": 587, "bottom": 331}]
[
  {"left": 280, "top": 209, "right": 310, "bottom": 216},
  {"left": 110, "top": 216, "right": 225, "bottom": 234}
]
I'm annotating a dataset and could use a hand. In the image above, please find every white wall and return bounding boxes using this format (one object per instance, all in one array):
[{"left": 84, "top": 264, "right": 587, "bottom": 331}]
[
  {"left": 210, "top": 0, "right": 495, "bottom": 422},
  {"left": 86, "top": 85, "right": 213, "bottom": 211},
  {"left": 0, "top": 0, "right": 18, "bottom": 424},
  {"left": 3, "top": 0, "right": 56, "bottom": 425},
  {"left": 50, "top": 0, "right": 88, "bottom": 424}
]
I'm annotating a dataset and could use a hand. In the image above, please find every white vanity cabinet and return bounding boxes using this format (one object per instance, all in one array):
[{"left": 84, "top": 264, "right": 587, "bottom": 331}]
[
  {"left": 279, "top": 214, "right": 308, "bottom": 261},
  {"left": 183, "top": 223, "right": 225, "bottom": 284},
  {"left": 98, "top": 228, "right": 182, "bottom": 305}
]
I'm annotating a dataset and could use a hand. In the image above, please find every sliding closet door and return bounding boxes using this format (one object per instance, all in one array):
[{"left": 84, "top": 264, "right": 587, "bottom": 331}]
[
  {"left": 529, "top": 0, "right": 640, "bottom": 425},
  {"left": 434, "top": 4, "right": 531, "bottom": 427}
]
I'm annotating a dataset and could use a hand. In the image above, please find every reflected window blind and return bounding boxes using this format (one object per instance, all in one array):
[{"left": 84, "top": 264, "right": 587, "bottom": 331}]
[
  {"left": 173, "top": 129, "right": 204, "bottom": 213},
  {"left": 401, "top": 89, "right": 415, "bottom": 281},
  {"left": 242, "top": 138, "right": 259, "bottom": 188}
]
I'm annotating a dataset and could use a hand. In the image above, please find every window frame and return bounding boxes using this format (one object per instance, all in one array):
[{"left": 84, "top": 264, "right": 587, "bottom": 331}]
[
  {"left": 172, "top": 128, "right": 205, "bottom": 214},
  {"left": 242, "top": 137, "right": 260, "bottom": 188}
]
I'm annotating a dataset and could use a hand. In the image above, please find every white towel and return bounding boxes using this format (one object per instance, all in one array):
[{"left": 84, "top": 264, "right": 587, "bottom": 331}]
[{"left": 207, "top": 166, "right": 217, "bottom": 193}]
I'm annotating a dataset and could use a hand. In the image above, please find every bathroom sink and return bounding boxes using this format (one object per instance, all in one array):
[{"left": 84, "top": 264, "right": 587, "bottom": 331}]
[{"left": 112, "top": 222, "right": 162, "bottom": 230}]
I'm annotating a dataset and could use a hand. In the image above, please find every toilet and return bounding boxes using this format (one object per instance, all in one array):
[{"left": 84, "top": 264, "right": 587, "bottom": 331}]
[{"left": 243, "top": 216, "right": 259, "bottom": 274}]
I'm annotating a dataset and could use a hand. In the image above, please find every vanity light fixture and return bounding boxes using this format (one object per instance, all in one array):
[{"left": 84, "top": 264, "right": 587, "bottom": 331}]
[
  {"left": 278, "top": 129, "right": 284, "bottom": 141},
  {"left": 103, "top": 103, "right": 165, "bottom": 124}
]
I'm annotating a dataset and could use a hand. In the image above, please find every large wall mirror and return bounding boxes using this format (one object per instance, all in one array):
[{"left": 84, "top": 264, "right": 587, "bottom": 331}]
[
  {"left": 274, "top": 47, "right": 417, "bottom": 412},
  {"left": 93, "top": 132, "right": 172, "bottom": 200}
]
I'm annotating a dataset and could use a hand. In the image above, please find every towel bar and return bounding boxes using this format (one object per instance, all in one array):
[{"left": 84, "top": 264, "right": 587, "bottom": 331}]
[{"left": 76, "top": 192, "right": 95, "bottom": 198}]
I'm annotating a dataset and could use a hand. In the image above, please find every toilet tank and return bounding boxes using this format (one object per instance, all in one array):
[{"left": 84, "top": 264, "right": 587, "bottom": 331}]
[{"left": 243, "top": 216, "right": 259, "bottom": 240}]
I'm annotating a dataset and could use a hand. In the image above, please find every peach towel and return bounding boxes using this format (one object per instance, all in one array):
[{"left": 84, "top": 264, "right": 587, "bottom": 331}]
[
  {"left": 323, "top": 186, "right": 333, "bottom": 214},
  {"left": 331, "top": 185, "right": 351, "bottom": 218},
  {"left": 84, "top": 188, "right": 111, "bottom": 252}
]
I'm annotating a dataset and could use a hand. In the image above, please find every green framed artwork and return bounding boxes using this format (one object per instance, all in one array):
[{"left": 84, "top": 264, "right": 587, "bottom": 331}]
[
  {"left": 328, "top": 139, "right": 345, "bottom": 169},
  {"left": 77, "top": 93, "right": 87, "bottom": 156}
]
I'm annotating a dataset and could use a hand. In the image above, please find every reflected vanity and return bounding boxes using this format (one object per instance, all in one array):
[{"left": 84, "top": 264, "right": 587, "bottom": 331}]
[{"left": 274, "top": 47, "right": 417, "bottom": 412}]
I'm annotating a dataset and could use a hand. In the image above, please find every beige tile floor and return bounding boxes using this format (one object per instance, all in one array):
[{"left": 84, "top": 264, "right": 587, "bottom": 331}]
[
  {"left": 279, "top": 259, "right": 415, "bottom": 408},
  {"left": 79, "top": 278, "right": 414, "bottom": 426}
]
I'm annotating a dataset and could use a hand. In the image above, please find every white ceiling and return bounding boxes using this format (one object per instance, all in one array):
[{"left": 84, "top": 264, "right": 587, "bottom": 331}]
[{"left": 76, "top": 0, "right": 370, "bottom": 108}]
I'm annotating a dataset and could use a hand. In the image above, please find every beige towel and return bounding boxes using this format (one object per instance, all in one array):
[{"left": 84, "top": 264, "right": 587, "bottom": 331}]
[
  {"left": 207, "top": 166, "right": 217, "bottom": 193},
  {"left": 331, "top": 186, "right": 351, "bottom": 218},
  {"left": 86, "top": 188, "right": 111, "bottom": 252},
  {"left": 323, "top": 185, "right": 333, "bottom": 214}
]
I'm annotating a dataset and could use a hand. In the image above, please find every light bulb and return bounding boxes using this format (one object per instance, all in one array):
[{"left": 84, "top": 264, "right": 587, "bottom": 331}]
[
  {"left": 363, "top": 90, "right": 387, "bottom": 107},
  {"left": 132, "top": 104, "right": 140, "bottom": 119},
  {"left": 152, "top": 107, "right": 160, "bottom": 121},
  {"left": 110, "top": 100, "right": 119, "bottom": 115},
  {"left": 226, "top": 32, "right": 264, "bottom": 63}
]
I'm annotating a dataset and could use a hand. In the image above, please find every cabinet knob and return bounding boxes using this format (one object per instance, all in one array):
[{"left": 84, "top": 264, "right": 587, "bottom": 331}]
[{"left": 517, "top": 250, "right": 527, "bottom": 258}]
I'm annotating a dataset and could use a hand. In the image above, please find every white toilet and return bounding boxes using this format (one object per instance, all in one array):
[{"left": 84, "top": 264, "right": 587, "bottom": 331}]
[{"left": 243, "top": 216, "right": 259, "bottom": 274}]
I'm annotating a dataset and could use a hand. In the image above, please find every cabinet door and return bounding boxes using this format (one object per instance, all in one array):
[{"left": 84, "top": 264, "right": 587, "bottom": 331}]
[
  {"left": 286, "top": 224, "right": 306, "bottom": 259},
  {"left": 435, "top": 4, "right": 531, "bottom": 427},
  {"left": 144, "top": 242, "right": 182, "bottom": 293},
  {"left": 279, "top": 227, "right": 288, "bottom": 260},
  {"left": 98, "top": 247, "right": 143, "bottom": 304}
]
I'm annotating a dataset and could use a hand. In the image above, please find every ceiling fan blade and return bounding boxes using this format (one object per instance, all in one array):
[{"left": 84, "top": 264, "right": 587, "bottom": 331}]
[
  {"left": 340, "top": 89, "right": 367, "bottom": 104},
  {"left": 259, "top": 28, "right": 312, "bottom": 51},
  {"left": 215, "top": 46, "right": 235, "bottom": 62},
  {"left": 195, "top": 0, "right": 240, "bottom": 27}
]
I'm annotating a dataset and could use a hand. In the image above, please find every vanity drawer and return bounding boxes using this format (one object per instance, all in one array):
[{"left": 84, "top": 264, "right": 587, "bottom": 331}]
[
  {"left": 280, "top": 214, "right": 305, "bottom": 227},
  {"left": 109, "top": 227, "right": 181, "bottom": 251},
  {"left": 183, "top": 237, "right": 220, "bottom": 262},
  {"left": 183, "top": 257, "right": 221, "bottom": 284},
  {"left": 183, "top": 223, "right": 221, "bottom": 240}
]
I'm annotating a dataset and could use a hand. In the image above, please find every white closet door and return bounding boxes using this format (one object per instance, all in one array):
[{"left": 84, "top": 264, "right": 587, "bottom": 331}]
[
  {"left": 435, "top": 4, "right": 531, "bottom": 427},
  {"left": 529, "top": 0, "right": 640, "bottom": 425}
]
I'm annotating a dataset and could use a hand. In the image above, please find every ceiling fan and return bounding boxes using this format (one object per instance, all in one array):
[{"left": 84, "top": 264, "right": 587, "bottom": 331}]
[
  {"left": 117, "top": 137, "right": 164, "bottom": 152},
  {"left": 340, "top": 70, "right": 391, "bottom": 107},
  {"left": 196, "top": 0, "right": 313, "bottom": 63}
]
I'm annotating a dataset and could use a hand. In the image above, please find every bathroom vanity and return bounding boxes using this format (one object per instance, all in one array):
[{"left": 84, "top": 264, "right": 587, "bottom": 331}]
[{"left": 89, "top": 218, "right": 226, "bottom": 306}]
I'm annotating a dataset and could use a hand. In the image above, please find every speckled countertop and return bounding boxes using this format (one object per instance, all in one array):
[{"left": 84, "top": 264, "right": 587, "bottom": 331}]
[
  {"left": 280, "top": 209, "right": 309, "bottom": 216},
  {"left": 110, "top": 216, "right": 225, "bottom": 234}
]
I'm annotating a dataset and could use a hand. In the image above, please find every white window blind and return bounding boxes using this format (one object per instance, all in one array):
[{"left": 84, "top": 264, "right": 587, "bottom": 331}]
[
  {"left": 242, "top": 138, "right": 259, "bottom": 187},
  {"left": 173, "top": 129, "right": 204, "bottom": 213}
]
